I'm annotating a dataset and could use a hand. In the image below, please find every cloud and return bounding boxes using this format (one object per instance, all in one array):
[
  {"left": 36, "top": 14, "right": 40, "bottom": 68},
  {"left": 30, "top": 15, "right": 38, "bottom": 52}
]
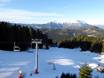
[
  {"left": 84, "top": 19, "right": 104, "bottom": 25},
  {"left": 0, "top": 8, "right": 104, "bottom": 25},
  {"left": 0, "top": 0, "right": 11, "bottom": 6},
  {"left": 0, "top": 8, "right": 64, "bottom": 24}
]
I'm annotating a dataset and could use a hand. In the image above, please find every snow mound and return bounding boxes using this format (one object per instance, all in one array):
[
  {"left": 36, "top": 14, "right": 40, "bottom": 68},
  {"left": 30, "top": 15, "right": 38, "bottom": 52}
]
[
  {"left": 88, "top": 63, "right": 98, "bottom": 69},
  {"left": 99, "top": 60, "right": 104, "bottom": 63},
  {"left": 99, "top": 55, "right": 104, "bottom": 63},
  {"left": 48, "top": 58, "right": 74, "bottom": 66},
  {"left": 94, "top": 55, "right": 104, "bottom": 63},
  {"left": 73, "top": 65, "right": 80, "bottom": 68}
]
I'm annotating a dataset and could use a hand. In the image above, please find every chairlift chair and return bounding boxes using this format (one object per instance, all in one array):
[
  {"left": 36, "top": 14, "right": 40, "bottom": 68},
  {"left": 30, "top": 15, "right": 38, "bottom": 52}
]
[{"left": 13, "top": 42, "right": 20, "bottom": 51}]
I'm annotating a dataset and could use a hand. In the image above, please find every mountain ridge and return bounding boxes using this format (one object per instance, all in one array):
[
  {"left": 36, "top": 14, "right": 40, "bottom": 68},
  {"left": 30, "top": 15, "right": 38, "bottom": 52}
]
[{"left": 0, "top": 21, "right": 104, "bottom": 41}]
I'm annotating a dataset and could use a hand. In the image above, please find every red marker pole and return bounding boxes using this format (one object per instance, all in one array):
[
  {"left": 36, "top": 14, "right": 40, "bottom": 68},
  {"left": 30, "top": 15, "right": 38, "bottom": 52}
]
[{"left": 18, "top": 70, "right": 23, "bottom": 78}]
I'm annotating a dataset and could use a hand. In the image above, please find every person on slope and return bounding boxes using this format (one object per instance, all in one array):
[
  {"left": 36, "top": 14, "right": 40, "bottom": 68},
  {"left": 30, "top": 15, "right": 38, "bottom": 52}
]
[{"left": 18, "top": 70, "right": 24, "bottom": 78}]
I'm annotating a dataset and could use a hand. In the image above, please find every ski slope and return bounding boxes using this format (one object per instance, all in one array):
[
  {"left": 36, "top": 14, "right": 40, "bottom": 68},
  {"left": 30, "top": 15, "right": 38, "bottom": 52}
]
[{"left": 0, "top": 47, "right": 104, "bottom": 78}]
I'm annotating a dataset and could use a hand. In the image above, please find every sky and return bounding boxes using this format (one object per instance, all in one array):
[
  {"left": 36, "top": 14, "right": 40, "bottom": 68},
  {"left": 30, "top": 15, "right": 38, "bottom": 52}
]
[{"left": 0, "top": 0, "right": 104, "bottom": 25}]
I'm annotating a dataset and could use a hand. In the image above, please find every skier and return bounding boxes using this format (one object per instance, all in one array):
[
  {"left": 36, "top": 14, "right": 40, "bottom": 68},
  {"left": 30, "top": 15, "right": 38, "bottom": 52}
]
[{"left": 18, "top": 70, "right": 23, "bottom": 78}]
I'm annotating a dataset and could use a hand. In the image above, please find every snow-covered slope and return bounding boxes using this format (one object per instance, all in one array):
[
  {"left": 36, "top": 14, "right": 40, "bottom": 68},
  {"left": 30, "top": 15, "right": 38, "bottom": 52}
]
[{"left": 0, "top": 48, "right": 104, "bottom": 78}]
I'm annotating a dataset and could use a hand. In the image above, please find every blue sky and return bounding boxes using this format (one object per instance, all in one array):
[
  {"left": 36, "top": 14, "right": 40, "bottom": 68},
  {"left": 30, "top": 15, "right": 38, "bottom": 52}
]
[{"left": 0, "top": 0, "right": 104, "bottom": 25}]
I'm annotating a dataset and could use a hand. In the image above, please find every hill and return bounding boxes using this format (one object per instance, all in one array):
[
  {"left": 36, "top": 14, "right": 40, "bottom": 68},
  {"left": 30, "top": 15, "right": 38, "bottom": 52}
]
[{"left": 1, "top": 21, "right": 104, "bottom": 42}]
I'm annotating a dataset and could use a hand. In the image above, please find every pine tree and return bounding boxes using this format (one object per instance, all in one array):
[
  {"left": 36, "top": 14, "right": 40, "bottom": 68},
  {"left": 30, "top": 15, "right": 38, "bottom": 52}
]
[
  {"left": 61, "top": 73, "right": 65, "bottom": 78},
  {"left": 79, "top": 64, "right": 92, "bottom": 78}
]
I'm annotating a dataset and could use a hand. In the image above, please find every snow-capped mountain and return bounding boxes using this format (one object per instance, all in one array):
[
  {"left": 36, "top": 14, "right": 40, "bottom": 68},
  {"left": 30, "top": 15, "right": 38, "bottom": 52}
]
[
  {"left": 30, "top": 20, "right": 96, "bottom": 30},
  {"left": 29, "top": 20, "right": 104, "bottom": 41},
  {"left": 10, "top": 20, "right": 103, "bottom": 30},
  {"left": 62, "top": 20, "right": 91, "bottom": 29}
]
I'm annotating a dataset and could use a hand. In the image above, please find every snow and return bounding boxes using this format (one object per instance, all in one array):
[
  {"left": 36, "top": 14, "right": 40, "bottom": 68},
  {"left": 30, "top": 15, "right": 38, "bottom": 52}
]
[
  {"left": 48, "top": 58, "right": 74, "bottom": 66},
  {"left": 93, "top": 54, "right": 104, "bottom": 64},
  {"left": 0, "top": 47, "right": 104, "bottom": 78},
  {"left": 88, "top": 63, "right": 98, "bottom": 69}
]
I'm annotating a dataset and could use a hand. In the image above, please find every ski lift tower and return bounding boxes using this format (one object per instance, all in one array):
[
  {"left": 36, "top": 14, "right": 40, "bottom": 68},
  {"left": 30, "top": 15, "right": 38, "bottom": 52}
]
[{"left": 32, "top": 39, "right": 42, "bottom": 74}]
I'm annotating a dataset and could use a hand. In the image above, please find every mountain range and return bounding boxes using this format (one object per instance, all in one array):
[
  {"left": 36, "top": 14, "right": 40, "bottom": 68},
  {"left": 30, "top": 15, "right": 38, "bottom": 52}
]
[
  {"left": 28, "top": 20, "right": 102, "bottom": 29},
  {"left": 26, "top": 20, "right": 104, "bottom": 41},
  {"left": 1, "top": 21, "right": 104, "bottom": 41}
]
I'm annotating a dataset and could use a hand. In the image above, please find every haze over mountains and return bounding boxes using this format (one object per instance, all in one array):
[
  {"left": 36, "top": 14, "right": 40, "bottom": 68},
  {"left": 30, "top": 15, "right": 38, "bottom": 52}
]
[
  {"left": 24, "top": 20, "right": 104, "bottom": 41},
  {"left": 29, "top": 20, "right": 97, "bottom": 29}
]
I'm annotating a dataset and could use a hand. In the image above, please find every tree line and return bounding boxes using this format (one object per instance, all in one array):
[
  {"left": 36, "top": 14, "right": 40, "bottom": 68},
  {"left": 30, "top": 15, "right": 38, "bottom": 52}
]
[
  {"left": 58, "top": 35, "right": 104, "bottom": 53},
  {"left": 0, "top": 21, "right": 53, "bottom": 51},
  {"left": 58, "top": 64, "right": 102, "bottom": 78},
  {"left": 60, "top": 73, "right": 76, "bottom": 78}
]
